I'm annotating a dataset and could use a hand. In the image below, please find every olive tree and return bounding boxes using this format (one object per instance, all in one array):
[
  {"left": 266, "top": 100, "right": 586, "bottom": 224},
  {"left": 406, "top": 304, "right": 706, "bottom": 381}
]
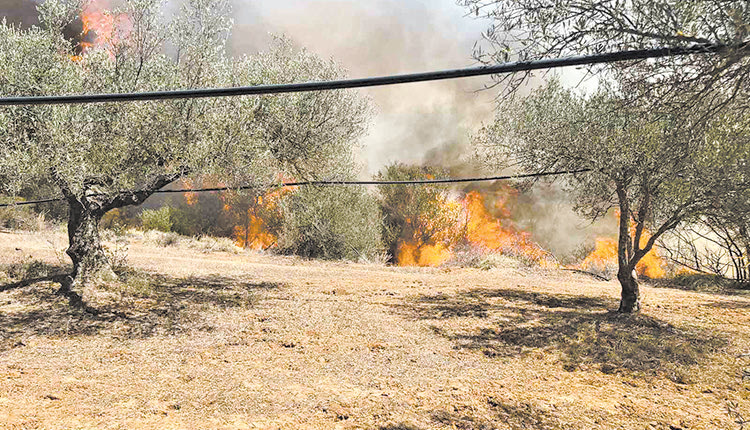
[
  {"left": 459, "top": 0, "right": 750, "bottom": 120},
  {"left": 0, "top": 0, "right": 370, "bottom": 289},
  {"left": 660, "top": 111, "right": 750, "bottom": 283},
  {"left": 476, "top": 80, "right": 745, "bottom": 312}
]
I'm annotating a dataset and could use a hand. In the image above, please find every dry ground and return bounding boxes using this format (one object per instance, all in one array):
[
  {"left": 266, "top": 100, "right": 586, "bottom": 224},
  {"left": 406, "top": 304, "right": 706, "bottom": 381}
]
[{"left": 1, "top": 230, "right": 750, "bottom": 429}]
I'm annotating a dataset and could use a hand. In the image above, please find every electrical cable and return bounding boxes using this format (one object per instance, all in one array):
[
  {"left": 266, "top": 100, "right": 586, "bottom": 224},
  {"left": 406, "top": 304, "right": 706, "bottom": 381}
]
[
  {"left": 0, "top": 168, "right": 592, "bottom": 208},
  {"left": 0, "top": 43, "right": 736, "bottom": 106}
]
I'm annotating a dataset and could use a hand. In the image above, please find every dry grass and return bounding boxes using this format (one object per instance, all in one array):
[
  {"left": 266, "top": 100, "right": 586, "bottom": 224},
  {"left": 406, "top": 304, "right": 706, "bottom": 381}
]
[{"left": 1, "top": 230, "right": 750, "bottom": 429}]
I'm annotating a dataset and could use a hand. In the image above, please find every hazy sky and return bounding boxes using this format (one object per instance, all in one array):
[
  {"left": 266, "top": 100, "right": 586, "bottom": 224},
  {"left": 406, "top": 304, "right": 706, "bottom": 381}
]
[{"left": 227, "top": 0, "right": 498, "bottom": 174}]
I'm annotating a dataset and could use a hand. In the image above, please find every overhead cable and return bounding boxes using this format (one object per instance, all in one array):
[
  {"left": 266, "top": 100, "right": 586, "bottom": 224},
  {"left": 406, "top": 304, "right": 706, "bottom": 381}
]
[
  {"left": 0, "top": 43, "right": 736, "bottom": 106},
  {"left": 0, "top": 168, "right": 592, "bottom": 207}
]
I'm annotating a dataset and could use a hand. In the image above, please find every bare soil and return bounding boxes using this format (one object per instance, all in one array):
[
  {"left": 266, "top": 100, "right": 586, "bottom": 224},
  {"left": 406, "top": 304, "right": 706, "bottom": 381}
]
[{"left": 1, "top": 230, "right": 749, "bottom": 429}]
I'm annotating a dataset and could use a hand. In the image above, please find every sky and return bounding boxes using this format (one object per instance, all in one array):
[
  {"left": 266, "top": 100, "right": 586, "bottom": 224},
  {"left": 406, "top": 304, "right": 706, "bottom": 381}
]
[{"left": 227, "top": 0, "right": 499, "bottom": 174}]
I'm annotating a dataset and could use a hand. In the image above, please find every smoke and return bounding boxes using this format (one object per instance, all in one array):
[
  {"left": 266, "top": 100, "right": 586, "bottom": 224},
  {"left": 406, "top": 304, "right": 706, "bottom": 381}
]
[
  {"left": 0, "top": 0, "right": 39, "bottom": 28},
  {"left": 228, "top": 0, "right": 496, "bottom": 174}
]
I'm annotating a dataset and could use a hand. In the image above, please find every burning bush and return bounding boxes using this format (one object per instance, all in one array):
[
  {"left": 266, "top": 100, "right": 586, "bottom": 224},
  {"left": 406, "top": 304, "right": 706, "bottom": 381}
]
[
  {"left": 222, "top": 187, "right": 291, "bottom": 250},
  {"left": 277, "top": 186, "right": 383, "bottom": 261},
  {"left": 377, "top": 163, "right": 461, "bottom": 266},
  {"left": 577, "top": 213, "right": 667, "bottom": 280},
  {"left": 377, "top": 163, "right": 555, "bottom": 268}
]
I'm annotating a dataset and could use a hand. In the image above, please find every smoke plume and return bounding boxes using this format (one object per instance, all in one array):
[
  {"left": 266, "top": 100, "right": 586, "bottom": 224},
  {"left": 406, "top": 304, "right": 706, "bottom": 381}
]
[{"left": 228, "top": 0, "right": 497, "bottom": 174}]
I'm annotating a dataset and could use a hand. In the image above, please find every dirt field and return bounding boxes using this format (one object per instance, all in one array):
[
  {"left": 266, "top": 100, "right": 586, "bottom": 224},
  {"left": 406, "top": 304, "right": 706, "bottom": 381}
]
[{"left": 1, "top": 230, "right": 750, "bottom": 429}]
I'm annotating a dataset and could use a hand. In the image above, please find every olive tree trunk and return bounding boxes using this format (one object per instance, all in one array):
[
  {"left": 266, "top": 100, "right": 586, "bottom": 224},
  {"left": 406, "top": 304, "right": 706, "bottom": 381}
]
[
  {"left": 617, "top": 265, "right": 640, "bottom": 313},
  {"left": 616, "top": 184, "right": 641, "bottom": 313},
  {"left": 65, "top": 198, "right": 115, "bottom": 283}
]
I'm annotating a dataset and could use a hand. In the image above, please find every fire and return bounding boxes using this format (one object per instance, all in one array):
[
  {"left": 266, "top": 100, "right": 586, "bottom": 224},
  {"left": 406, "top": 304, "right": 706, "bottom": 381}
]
[
  {"left": 395, "top": 189, "right": 554, "bottom": 268},
  {"left": 578, "top": 237, "right": 619, "bottom": 275},
  {"left": 397, "top": 242, "right": 453, "bottom": 267},
  {"left": 233, "top": 215, "right": 277, "bottom": 250},
  {"left": 223, "top": 185, "right": 296, "bottom": 250},
  {"left": 77, "top": 1, "right": 129, "bottom": 54},
  {"left": 181, "top": 178, "right": 199, "bottom": 206},
  {"left": 463, "top": 191, "right": 553, "bottom": 266},
  {"left": 578, "top": 218, "right": 667, "bottom": 279},
  {"left": 393, "top": 196, "right": 462, "bottom": 267}
]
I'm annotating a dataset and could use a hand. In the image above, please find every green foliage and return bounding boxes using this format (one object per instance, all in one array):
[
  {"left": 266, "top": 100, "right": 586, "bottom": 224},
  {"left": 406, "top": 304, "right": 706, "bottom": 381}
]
[
  {"left": 376, "top": 163, "right": 461, "bottom": 263},
  {"left": 476, "top": 79, "right": 750, "bottom": 310},
  {"left": 459, "top": 0, "right": 750, "bottom": 117},
  {"left": 278, "top": 186, "right": 383, "bottom": 261},
  {"left": 0, "top": 4, "right": 370, "bottom": 197},
  {"left": 139, "top": 207, "right": 173, "bottom": 232}
]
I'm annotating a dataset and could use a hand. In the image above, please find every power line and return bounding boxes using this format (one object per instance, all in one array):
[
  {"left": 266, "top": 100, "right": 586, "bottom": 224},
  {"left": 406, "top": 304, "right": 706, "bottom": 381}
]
[
  {"left": 0, "top": 43, "right": 734, "bottom": 106},
  {"left": 0, "top": 168, "right": 592, "bottom": 208}
]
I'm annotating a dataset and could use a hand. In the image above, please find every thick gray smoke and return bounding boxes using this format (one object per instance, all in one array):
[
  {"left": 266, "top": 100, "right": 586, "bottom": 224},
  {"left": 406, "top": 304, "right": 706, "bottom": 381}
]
[{"left": 228, "top": 0, "right": 496, "bottom": 174}]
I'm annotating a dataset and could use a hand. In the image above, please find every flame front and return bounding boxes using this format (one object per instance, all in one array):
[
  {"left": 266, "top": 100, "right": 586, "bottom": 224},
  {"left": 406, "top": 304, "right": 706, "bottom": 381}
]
[
  {"left": 395, "top": 189, "right": 554, "bottom": 268},
  {"left": 578, "top": 219, "right": 667, "bottom": 279}
]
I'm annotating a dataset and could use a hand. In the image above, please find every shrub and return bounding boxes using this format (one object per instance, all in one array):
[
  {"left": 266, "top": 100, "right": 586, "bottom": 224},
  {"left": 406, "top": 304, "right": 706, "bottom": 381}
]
[
  {"left": 278, "top": 186, "right": 383, "bottom": 261},
  {"left": 0, "top": 197, "right": 48, "bottom": 231},
  {"left": 376, "top": 163, "right": 460, "bottom": 264},
  {"left": 101, "top": 208, "right": 130, "bottom": 231},
  {"left": 184, "top": 236, "right": 241, "bottom": 254},
  {"left": 139, "top": 207, "right": 174, "bottom": 232},
  {"left": 143, "top": 230, "right": 182, "bottom": 247}
]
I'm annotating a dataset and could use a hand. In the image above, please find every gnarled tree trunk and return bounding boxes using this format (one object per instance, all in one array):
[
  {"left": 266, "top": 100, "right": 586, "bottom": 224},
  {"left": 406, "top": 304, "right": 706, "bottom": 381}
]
[
  {"left": 66, "top": 197, "right": 115, "bottom": 284},
  {"left": 617, "top": 265, "right": 640, "bottom": 313},
  {"left": 616, "top": 183, "right": 641, "bottom": 313}
]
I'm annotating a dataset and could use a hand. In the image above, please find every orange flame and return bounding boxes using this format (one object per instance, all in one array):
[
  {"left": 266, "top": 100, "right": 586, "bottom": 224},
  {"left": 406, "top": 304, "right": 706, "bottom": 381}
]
[
  {"left": 397, "top": 242, "right": 453, "bottom": 267},
  {"left": 223, "top": 185, "right": 296, "bottom": 250},
  {"left": 395, "top": 189, "right": 554, "bottom": 268},
  {"left": 77, "top": 1, "right": 129, "bottom": 54},
  {"left": 578, "top": 218, "right": 667, "bottom": 279},
  {"left": 181, "top": 178, "right": 199, "bottom": 206},
  {"left": 463, "top": 191, "right": 552, "bottom": 266}
]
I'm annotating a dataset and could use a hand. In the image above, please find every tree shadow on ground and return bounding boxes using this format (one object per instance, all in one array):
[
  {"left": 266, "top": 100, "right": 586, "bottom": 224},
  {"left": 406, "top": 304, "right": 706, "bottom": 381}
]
[
  {"left": 379, "top": 398, "right": 564, "bottom": 430},
  {"left": 397, "top": 288, "right": 726, "bottom": 382},
  {"left": 0, "top": 269, "right": 281, "bottom": 351},
  {"left": 702, "top": 298, "right": 750, "bottom": 310},
  {"left": 431, "top": 398, "right": 564, "bottom": 430}
]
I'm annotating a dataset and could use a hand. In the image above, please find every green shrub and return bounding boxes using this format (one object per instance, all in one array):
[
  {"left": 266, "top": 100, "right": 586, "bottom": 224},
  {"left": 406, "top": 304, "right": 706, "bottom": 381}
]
[
  {"left": 278, "top": 186, "right": 383, "bottom": 261},
  {"left": 139, "top": 207, "right": 174, "bottom": 232}
]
